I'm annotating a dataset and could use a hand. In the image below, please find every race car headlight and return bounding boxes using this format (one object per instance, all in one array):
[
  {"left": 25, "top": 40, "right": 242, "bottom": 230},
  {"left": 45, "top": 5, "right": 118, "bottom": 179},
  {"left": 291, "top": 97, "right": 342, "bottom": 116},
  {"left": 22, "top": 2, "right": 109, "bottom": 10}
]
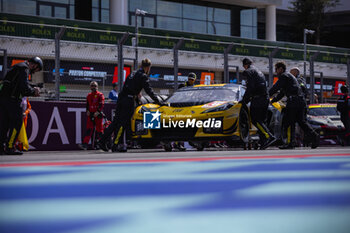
[
  {"left": 308, "top": 120, "right": 324, "bottom": 126},
  {"left": 138, "top": 106, "right": 150, "bottom": 114},
  {"left": 202, "top": 103, "right": 234, "bottom": 113}
]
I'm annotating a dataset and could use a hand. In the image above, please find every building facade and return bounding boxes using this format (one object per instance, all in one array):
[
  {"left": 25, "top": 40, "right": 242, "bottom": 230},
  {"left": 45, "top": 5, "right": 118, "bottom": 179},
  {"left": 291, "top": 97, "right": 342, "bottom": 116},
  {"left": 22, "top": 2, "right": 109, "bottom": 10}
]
[
  {"left": 0, "top": 0, "right": 280, "bottom": 40},
  {"left": 0, "top": 0, "right": 349, "bottom": 101}
]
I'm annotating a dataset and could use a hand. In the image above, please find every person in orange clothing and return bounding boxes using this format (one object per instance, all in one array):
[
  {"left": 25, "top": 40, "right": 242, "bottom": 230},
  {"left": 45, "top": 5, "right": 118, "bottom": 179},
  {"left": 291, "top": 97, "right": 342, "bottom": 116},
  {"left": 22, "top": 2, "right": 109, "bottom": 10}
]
[
  {"left": 15, "top": 97, "right": 32, "bottom": 151},
  {"left": 22, "top": 97, "right": 31, "bottom": 127},
  {"left": 79, "top": 81, "right": 105, "bottom": 150}
]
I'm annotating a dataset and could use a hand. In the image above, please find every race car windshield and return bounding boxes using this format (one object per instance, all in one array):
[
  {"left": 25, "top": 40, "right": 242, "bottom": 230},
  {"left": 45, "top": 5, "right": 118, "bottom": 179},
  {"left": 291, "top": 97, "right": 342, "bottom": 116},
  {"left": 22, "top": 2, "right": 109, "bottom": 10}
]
[
  {"left": 308, "top": 107, "right": 339, "bottom": 116},
  {"left": 167, "top": 88, "right": 238, "bottom": 106}
]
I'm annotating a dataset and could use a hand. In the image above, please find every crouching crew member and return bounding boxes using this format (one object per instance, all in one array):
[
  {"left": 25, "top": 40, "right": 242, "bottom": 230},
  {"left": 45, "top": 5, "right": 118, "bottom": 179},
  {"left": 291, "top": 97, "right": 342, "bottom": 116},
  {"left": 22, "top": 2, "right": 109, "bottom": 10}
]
[{"left": 178, "top": 72, "right": 196, "bottom": 89}]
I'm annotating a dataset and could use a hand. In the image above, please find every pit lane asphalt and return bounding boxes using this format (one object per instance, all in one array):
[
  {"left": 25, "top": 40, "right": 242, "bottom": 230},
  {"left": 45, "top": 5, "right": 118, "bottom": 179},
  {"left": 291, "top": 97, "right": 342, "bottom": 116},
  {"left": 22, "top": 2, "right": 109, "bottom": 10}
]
[{"left": 1, "top": 146, "right": 349, "bottom": 164}]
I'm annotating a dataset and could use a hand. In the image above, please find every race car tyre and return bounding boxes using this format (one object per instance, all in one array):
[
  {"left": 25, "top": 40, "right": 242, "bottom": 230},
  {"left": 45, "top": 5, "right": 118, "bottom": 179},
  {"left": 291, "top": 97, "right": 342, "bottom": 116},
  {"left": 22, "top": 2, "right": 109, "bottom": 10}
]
[
  {"left": 196, "top": 143, "right": 205, "bottom": 151},
  {"left": 163, "top": 143, "right": 173, "bottom": 152},
  {"left": 337, "top": 135, "right": 345, "bottom": 146},
  {"left": 239, "top": 104, "right": 250, "bottom": 143}
]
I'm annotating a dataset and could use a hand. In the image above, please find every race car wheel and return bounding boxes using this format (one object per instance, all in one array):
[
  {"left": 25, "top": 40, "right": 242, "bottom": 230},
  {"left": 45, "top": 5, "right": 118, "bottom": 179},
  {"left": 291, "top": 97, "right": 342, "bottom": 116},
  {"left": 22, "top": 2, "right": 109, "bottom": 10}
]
[
  {"left": 196, "top": 143, "right": 205, "bottom": 151},
  {"left": 239, "top": 105, "right": 250, "bottom": 143},
  {"left": 163, "top": 143, "right": 173, "bottom": 152}
]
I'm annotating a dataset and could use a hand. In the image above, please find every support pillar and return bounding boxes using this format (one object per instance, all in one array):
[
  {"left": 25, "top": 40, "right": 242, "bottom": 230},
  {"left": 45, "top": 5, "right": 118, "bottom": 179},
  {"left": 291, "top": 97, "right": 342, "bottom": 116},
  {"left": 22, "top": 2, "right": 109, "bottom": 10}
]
[
  {"left": 309, "top": 51, "right": 320, "bottom": 104},
  {"left": 55, "top": 27, "right": 66, "bottom": 101},
  {"left": 173, "top": 38, "right": 184, "bottom": 91},
  {"left": 265, "top": 5, "right": 276, "bottom": 41},
  {"left": 110, "top": 0, "right": 128, "bottom": 25},
  {"left": 117, "top": 32, "right": 129, "bottom": 92},
  {"left": 268, "top": 47, "right": 279, "bottom": 89},
  {"left": 224, "top": 44, "right": 234, "bottom": 84}
]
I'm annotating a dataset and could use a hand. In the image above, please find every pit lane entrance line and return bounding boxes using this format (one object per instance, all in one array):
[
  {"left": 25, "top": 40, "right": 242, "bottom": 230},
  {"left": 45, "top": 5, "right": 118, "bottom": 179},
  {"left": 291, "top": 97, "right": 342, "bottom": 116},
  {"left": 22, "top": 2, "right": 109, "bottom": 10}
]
[{"left": 1, "top": 152, "right": 350, "bottom": 167}]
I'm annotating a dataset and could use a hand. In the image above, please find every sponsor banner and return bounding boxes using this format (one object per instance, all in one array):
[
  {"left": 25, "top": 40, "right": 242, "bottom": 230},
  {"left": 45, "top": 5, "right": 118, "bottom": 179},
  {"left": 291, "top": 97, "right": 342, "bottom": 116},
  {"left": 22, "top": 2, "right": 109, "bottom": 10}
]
[
  {"left": 26, "top": 101, "right": 116, "bottom": 150},
  {"left": 44, "top": 60, "right": 114, "bottom": 84},
  {"left": 43, "top": 60, "right": 130, "bottom": 85},
  {"left": 148, "top": 67, "right": 215, "bottom": 88},
  {"left": 112, "top": 66, "right": 131, "bottom": 84},
  {"left": 148, "top": 67, "right": 201, "bottom": 88},
  {"left": 200, "top": 72, "right": 214, "bottom": 85},
  {"left": 1, "top": 13, "right": 349, "bottom": 64},
  {"left": 334, "top": 81, "right": 346, "bottom": 95}
]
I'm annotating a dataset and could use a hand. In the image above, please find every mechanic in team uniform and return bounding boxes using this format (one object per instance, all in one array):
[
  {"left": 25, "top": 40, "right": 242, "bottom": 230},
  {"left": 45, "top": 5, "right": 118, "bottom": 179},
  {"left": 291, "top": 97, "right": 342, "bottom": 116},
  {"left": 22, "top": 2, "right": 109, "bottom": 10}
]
[
  {"left": 274, "top": 67, "right": 308, "bottom": 103},
  {"left": 290, "top": 67, "right": 308, "bottom": 100},
  {"left": 241, "top": 58, "right": 276, "bottom": 150},
  {"left": 178, "top": 72, "right": 196, "bottom": 89},
  {"left": 337, "top": 85, "right": 350, "bottom": 145},
  {"left": 269, "top": 61, "right": 319, "bottom": 149},
  {"left": 290, "top": 67, "right": 309, "bottom": 145},
  {"left": 275, "top": 67, "right": 309, "bottom": 146},
  {"left": 79, "top": 81, "right": 105, "bottom": 150},
  {"left": 98, "top": 58, "right": 160, "bottom": 152},
  {"left": 0, "top": 57, "right": 42, "bottom": 155}
]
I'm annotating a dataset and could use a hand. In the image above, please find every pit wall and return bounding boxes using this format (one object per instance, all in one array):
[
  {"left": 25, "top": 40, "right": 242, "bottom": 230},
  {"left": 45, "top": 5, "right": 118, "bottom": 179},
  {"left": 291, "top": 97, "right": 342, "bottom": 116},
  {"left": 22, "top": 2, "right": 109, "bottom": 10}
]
[{"left": 26, "top": 101, "right": 116, "bottom": 151}]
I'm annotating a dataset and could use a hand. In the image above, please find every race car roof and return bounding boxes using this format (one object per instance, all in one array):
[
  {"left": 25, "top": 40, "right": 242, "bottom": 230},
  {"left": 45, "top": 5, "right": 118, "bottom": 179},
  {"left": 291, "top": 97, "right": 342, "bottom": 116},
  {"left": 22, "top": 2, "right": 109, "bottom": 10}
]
[
  {"left": 308, "top": 103, "right": 336, "bottom": 108},
  {"left": 194, "top": 83, "right": 241, "bottom": 88}
]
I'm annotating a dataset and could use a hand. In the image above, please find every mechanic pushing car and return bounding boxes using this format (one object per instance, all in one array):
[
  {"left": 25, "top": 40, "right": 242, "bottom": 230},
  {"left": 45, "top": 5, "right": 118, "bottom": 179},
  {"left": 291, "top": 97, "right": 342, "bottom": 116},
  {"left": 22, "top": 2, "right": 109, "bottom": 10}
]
[
  {"left": 337, "top": 85, "right": 350, "bottom": 145},
  {"left": 0, "top": 57, "right": 42, "bottom": 155},
  {"left": 269, "top": 61, "right": 319, "bottom": 149},
  {"left": 241, "top": 58, "right": 276, "bottom": 150},
  {"left": 98, "top": 58, "right": 161, "bottom": 152}
]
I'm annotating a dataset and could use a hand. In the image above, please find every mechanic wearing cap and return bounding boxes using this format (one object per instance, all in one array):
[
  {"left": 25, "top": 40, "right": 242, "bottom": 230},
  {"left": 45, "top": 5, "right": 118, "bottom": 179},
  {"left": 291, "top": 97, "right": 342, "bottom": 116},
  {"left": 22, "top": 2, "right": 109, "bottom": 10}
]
[
  {"left": 108, "top": 82, "right": 118, "bottom": 102},
  {"left": 337, "top": 85, "right": 350, "bottom": 145},
  {"left": 98, "top": 58, "right": 161, "bottom": 152},
  {"left": 0, "top": 57, "right": 42, "bottom": 155},
  {"left": 178, "top": 72, "right": 196, "bottom": 89},
  {"left": 241, "top": 57, "right": 276, "bottom": 150},
  {"left": 274, "top": 67, "right": 309, "bottom": 145},
  {"left": 269, "top": 61, "right": 319, "bottom": 149}
]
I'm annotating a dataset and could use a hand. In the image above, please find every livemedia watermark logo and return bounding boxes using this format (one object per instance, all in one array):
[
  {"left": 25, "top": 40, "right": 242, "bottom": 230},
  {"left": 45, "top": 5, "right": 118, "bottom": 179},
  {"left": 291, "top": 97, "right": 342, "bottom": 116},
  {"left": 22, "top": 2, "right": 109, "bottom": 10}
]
[
  {"left": 143, "top": 110, "right": 161, "bottom": 129},
  {"left": 143, "top": 110, "right": 221, "bottom": 129}
]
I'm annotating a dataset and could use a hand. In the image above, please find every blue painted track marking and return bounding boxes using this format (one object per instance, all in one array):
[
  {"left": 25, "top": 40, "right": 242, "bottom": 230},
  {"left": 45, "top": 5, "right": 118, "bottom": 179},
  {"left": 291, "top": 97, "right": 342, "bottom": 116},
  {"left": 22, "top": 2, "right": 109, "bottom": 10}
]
[{"left": 1, "top": 155, "right": 350, "bottom": 233}]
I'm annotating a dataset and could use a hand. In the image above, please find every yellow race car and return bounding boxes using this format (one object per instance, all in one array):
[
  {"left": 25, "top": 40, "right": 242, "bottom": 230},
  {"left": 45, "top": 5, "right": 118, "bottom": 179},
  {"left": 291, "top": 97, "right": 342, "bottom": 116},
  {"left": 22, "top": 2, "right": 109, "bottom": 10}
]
[{"left": 131, "top": 84, "right": 282, "bottom": 150}]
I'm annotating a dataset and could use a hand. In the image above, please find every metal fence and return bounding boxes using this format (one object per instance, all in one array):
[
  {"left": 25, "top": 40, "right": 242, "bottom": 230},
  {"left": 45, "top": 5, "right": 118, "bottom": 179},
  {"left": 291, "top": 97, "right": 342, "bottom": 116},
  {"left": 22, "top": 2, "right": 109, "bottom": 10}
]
[{"left": 1, "top": 20, "right": 350, "bottom": 104}]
